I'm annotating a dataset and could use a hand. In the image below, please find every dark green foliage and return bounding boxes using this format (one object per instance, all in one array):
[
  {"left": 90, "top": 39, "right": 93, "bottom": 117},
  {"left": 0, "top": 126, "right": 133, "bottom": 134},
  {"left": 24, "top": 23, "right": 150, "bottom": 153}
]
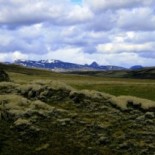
[{"left": 0, "top": 70, "right": 10, "bottom": 82}]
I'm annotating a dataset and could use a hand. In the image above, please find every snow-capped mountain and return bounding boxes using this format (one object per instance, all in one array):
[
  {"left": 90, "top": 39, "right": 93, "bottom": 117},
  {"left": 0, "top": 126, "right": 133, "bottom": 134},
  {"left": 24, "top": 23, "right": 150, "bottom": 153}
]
[{"left": 14, "top": 59, "right": 126, "bottom": 71}]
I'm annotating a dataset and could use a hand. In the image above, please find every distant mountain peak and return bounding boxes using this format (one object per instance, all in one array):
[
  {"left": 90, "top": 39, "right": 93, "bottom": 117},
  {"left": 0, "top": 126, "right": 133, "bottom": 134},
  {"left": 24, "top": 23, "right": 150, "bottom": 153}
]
[
  {"left": 90, "top": 61, "right": 99, "bottom": 67},
  {"left": 14, "top": 59, "right": 125, "bottom": 71}
]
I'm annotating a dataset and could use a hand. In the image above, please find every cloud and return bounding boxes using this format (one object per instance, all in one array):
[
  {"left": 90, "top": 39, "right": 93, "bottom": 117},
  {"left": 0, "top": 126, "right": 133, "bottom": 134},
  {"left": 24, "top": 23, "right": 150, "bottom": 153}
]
[
  {"left": 0, "top": 25, "right": 48, "bottom": 54},
  {"left": 84, "top": 0, "right": 155, "bottom": 11},
  {"left": 0, "top": 0, "right": 155, "bottom": 67},
  {"left": 0, "top": 51, "right": 28, "bottom": 62},
  {"left": 97, "top": 42, "right": 155, "bottom": 54},
  {"left": 0, "top": 53, "right": 9, "bottom": 62},
  {"left": 0, "top": 0, "right": 93, "bottom": 28},
  {"left": 117, "top": 7, "right": 155, "bottom": 31},
  {"left": 12, "top": 51, "right": 28, "bottom": 61},
  {"left": 67, "top": 5, "right": 94, "bottom": 23}
]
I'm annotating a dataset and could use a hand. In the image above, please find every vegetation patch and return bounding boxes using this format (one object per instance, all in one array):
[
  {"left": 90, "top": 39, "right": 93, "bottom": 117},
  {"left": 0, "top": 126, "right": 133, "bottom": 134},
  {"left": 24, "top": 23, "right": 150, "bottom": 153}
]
[
  {"left": 0, "top": 70, "right": 10, "bottom": 82},
  {"left": 0, "top": 65, "right": 155, "bottom": 154},
  {"left": 109, "top": 96, "right": 155, "bottom": 111}
]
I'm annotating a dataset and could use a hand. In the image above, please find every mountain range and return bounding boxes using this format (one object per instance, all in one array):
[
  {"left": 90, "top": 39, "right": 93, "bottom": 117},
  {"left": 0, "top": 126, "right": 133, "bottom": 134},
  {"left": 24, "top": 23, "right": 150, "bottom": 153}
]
[{"left": 14, "top": 59, "right": 126, "bottom": 71}]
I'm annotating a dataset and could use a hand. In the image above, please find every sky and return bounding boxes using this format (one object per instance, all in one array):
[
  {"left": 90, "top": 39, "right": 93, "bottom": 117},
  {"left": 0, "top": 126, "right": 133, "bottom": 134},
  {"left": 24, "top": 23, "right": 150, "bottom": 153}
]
[{"left": 0, "top": 0, "right": 155, "bottom": 67}]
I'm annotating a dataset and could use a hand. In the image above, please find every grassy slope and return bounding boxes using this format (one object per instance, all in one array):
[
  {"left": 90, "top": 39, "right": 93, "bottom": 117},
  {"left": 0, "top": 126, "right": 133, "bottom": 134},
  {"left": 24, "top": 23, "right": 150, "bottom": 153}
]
[{"left": 1, "top": 63, "right": 155, "bottom": 101}]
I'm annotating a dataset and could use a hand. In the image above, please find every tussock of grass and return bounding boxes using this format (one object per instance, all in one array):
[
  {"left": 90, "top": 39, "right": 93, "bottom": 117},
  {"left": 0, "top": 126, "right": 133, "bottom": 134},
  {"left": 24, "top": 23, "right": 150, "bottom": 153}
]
[
  {"left": 30, "top": 100, "right": 54, "bottom": 111},
  {"left": 69, "top": 90, "right": 114, "bottom": 111},
  {"left": 35, "top": 143, "right": 50, "bottom": 152},
  {"left": 0, "top": 94, "right": 54, "bottom": 121},
  {"left": 18, "top": 80, "right": 73, "bottom": 103},
  {"left": 70, "top": 90, "right": 113, "bottom": 100},
  {"left": 109, "top": 96, "right": 155, "bottom": 111},
  {"left": 0, "top": 94, "right": 28, "bottom": 120},
  {"left": 0, "top": 94, "right": 30, "bottom": 111},
  {"left": 14, "top": 118, "right": 31, "bottom": 126},
  {"left": 32, "top": 80, "right": 73, "bottom": 90},
  {"left": 0, "top": 82, "right": 19, "bottom": 94}
]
